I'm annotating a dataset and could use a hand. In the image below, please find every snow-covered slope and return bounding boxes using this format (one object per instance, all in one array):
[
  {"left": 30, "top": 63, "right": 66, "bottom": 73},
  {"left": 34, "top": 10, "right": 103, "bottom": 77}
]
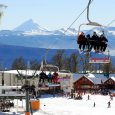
[{"left": 2, "top": 94, "right": 115, "bottom": 115}]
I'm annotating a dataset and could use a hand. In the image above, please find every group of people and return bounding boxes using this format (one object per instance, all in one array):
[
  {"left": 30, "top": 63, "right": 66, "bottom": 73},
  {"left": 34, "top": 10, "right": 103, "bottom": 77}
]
[
  {"left": 77, "top": 31, "right": 108, "bottom": 52},
  {"left": 0, "top": 100, "right": 14, "bottom": 112},
  {"left": 39, "top": 71, "right": 59, "bottom": 84}
]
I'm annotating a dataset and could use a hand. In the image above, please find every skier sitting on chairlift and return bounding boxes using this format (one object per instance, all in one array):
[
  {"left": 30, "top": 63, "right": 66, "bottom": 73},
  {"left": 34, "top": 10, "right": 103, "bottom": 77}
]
[
  {"left": 91, "top": 32, "right": 100, "bottom": 52},
  {"left": 52, "top": 71, "right": 59, "bottom": 84},
  {"left": 99, "top": 34, "right": 108, "bottom": 52},
  {"left": 86, "top": 34, "right": 91, "bottom": 51},
  {"left": 77, "top": 32, "right": 87, "bottom": 51},
  {"left": 48, "top": 71, "right": 53, "bottom": 83},
  {"left": 39, "top": 70, "right": 48, "bottom": 83}
]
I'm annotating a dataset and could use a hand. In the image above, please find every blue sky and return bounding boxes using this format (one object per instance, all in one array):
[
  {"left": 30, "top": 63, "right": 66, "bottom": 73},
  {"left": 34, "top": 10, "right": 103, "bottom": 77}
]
[{"left": 0, "top": 0, "right": 115, "bottom": 30}]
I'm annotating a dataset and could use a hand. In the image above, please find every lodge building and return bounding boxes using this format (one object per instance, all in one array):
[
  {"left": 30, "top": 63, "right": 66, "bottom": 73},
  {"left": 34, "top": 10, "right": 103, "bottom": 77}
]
[
  {"left": 103, "top": 77, "right": 115, "bottom": 89},
  {"left": 74, "top": 76, "right": 94, "bottom": 91},
  {"left": 73, "top": 73, "right": 115, "bottom": 92}
]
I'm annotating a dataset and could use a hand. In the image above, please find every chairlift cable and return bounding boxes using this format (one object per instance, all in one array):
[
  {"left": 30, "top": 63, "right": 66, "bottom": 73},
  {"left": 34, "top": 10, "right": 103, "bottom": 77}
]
[
  {"left": 103, "top": 19, "right": 115, "bottom": 50},
  {"left": 42, "top": 0, "right": 95, "bottom": 63},
  {"left": 64, "top": 8, "right": 86, "bottom": 34},
  {"left": 40, "top": 41, "right": 60, "bottom": 70},
  {"left": 77, "top": 0, "right": 111, "bottom": 54},
  {"left": 107, "top": 19, "right": 115, "bottom": 27},
  {"left": 64, "top": 0, "right": 94, "bottom": 34}
]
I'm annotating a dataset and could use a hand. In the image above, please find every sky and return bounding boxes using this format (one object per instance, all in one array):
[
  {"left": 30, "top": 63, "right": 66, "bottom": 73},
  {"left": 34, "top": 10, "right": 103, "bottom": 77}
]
[{"left": 0, "top": 0, "right": 115, "bottom": 30}]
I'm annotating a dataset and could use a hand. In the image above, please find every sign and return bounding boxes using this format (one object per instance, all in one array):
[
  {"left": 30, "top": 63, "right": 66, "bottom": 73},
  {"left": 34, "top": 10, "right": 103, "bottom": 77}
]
[
  {"left": 89, "top": 58, "right": 110, "bottom": 63},
  {"left": 58, "top": 75, "right": 71, "bottom": 82}
]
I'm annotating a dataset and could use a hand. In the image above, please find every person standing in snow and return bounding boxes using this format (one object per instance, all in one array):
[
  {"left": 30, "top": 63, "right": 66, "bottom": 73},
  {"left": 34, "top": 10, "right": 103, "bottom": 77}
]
[
  {"left": 107, "top": 101, "right": 111, "bottom": 108},
  {"left": 110, "top": 94, "right": 113, "bottom": 100},
  {"left": 93, "top": 102, "right": 95, "bottom": 107},
  {"left": 88, "top": 95, "right": 90, "bottom": 100}
]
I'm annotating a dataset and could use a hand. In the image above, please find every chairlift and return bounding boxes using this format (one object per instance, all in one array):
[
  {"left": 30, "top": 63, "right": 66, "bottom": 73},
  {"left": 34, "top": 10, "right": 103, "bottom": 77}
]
[
  {"left": 40, "top": 63, "right": 59, "bottom": 72},
  {"left": 40, "top": 49, "right": 59, "bottom": 72},
  {"left": 59, "top": 70, "right": 71, "bottom": 73},
  {"left": 77, "top": 0, "right": 108, "bottom": 53}
]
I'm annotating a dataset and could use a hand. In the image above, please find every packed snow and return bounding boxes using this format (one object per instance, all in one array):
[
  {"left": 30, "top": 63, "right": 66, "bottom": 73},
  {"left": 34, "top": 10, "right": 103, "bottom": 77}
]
[{"left": 1, "top": 94, "right": 115, "bottom": 115}]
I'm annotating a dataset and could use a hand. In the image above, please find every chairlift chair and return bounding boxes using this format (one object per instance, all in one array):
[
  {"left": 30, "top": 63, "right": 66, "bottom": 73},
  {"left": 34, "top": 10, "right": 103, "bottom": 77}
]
[
  {"left": 77, "top": 0, "right": 108, "bottom": 53},
  {"left": 40, "top": 64, "right": 59, "bottom": 72},
  {"left": 77, "top": 0, "right": 110, "bottom": 64},
  {"left": 40, "top": 48, "right": 59, "bottom": 72}
]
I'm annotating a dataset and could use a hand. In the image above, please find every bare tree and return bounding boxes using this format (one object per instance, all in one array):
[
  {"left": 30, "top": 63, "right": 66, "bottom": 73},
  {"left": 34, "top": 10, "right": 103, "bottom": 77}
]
[
  {"left": 102, "top": 59, "right": 115, "bottom": 75},
  {"left": 52, "top": 50, "right": 65, "bottom": 70},
  {"left": 80, "top": 53, "right": 90, "bottom": 73},
  {"left": 69, "top": 53, "right": 79, "bottom": 73},
  {"left": 62, "top": 56, "right": 71, "bottom": 71},
  {"left": 30, "top": 59, "right": 40, "bottom": 70},
  {"left": 11, "top": 57, "right": 26, "bottom": 70}
]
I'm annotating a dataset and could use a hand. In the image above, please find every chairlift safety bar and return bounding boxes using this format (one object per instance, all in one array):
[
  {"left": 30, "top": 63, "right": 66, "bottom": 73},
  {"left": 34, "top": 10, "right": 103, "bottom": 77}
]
[{"left": 89, "top": 57, "right": 110, "bottom": 63}]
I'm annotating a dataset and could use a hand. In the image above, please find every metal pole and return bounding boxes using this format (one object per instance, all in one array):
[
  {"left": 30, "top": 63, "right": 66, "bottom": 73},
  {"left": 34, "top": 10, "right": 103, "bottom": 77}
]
[
  {"left": 16, "top": 99, "right": 18, "bottom": 112},
  {"left": 87, "top": 0, "right": 92, "bottom": 23},
  {"left": 2, "top": 71, "right": 4, "bottom": 86},
  {"left": 25, "top": 79, "right": 30, "bottom": 115},
  {"left": 86, "top": 0, "right": 102, "bottom": 26},
  {"left": 107, "top": 50, "right": 110, "bottom": 78}
]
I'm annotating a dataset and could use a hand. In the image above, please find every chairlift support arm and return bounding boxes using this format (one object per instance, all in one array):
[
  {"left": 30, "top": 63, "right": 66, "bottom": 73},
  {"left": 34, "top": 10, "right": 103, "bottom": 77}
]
[
  {"left": 17, "top": 70, "right": 22, "bottom": 77},
  {"left": 87, "top": 0, "right": 92, "bottom": 23},
  {"left": 87, "top": 0, "right": 102, "bottom": 26}
]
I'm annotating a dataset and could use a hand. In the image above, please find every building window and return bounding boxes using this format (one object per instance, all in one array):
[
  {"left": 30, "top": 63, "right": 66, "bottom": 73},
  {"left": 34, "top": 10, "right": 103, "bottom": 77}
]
[{"left": 81, "top": 85, "right": 91, "bottom": 88}]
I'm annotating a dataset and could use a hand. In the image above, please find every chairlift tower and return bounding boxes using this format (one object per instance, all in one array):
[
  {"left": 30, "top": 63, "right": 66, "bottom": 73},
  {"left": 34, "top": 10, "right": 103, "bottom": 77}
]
[
  {"left": 105, "top": 50, "right": 110, "bottom": 78},
  {"left": 0, "top": 4, "right": 7, "bottom": 86},
  {"left": 17, "top": 61, "right": 38, "bottom": 115}
]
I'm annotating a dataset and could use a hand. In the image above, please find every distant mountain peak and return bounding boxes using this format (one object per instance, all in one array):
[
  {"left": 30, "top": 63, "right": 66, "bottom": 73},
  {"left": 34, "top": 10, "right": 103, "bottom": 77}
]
[
  {"left": 12, "top": 19, "right": 115, "bottom": 37},
  {"left": 25, "top": 19, "right": 34, "bottom": 23},
  {"left": 13, "top": 19, "right": 48, "bottom": 32}
]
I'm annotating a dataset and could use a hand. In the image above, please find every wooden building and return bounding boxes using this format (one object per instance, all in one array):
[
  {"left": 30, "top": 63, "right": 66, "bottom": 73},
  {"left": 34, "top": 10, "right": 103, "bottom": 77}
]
[
  {"left": 73, "top": 74, "right": 107, "bottom": 92},
  {"left": 74, "top": 76, "right": 94, "bottom": 91},
  {"left": 104, "top": 77, "right": 115, "bottom": 90}
]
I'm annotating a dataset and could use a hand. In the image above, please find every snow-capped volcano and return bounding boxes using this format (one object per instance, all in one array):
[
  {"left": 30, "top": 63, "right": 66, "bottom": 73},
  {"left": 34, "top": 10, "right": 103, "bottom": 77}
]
[
  {"left": 13, "top": 19, "right": 48, "bottom": 33},
  {"left": 13, "top": 19, "right": 77, "bottom": 35},
  {"left": 11, "top": 19, "right": 115, "bottom": 36}
]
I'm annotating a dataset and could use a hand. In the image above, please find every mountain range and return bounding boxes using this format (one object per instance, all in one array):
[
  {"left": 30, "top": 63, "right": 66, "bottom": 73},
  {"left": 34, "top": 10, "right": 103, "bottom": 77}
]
[
  {"left": 0, "top": 19, "right": 115, "bottom": 50},
  {"left": 0, "top": 19, "right": 115, "bottom": 69}
]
